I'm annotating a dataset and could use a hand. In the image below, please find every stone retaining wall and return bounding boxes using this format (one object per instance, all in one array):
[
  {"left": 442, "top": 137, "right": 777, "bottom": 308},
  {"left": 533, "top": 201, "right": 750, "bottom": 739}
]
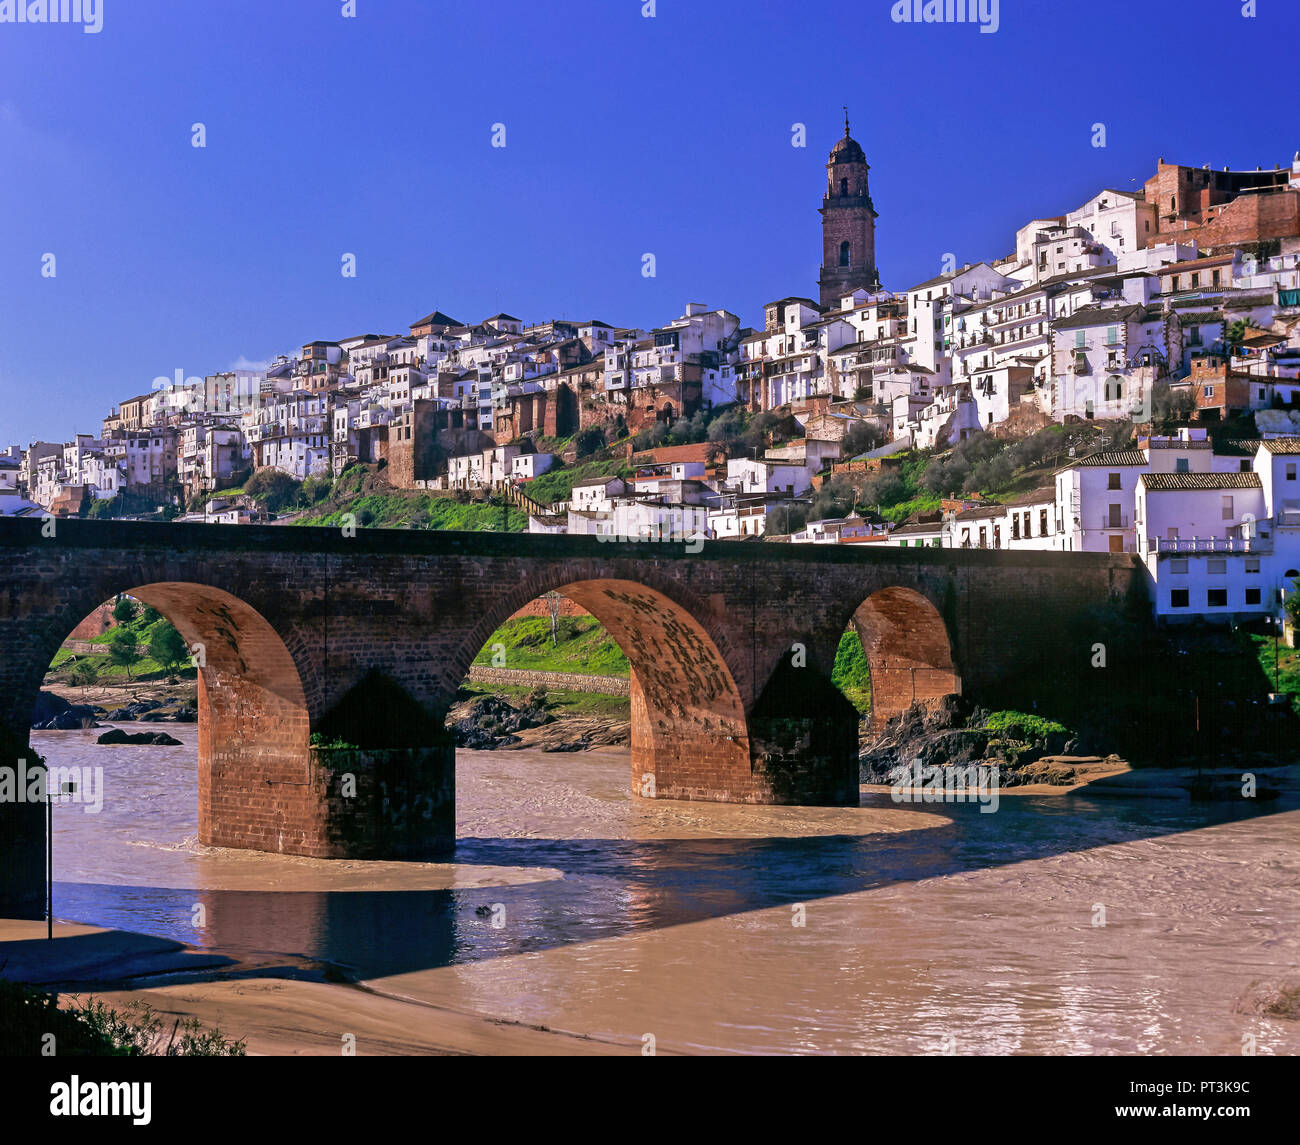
[{"left": 467, "top": 665, "right": 629, "bottom": 696}]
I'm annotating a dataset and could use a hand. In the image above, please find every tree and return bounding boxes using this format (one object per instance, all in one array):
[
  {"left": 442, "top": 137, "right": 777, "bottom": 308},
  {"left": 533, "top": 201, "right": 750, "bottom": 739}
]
[
  {"left": 1150, "top": 383, "right": 1196, "bottom": 432},
  {"left": 859, "top": 472, "right": 906, "bottom": 511},
  {"left": 766, "top": 503, "right": 808, "bottom": 535},
  {"left": 108, "top": 627, "right": 142, "bottom": 680},
  {"left": 840, "top": 420, "right": 884, "bottom": 459},
  {"left": 140, "top": 605, "right": 161, "bottom": 626},
  {"left": 1226, "top": 319, "right": 1261, "bottom": 349},
  {"left": 300, "top": 474, "right": 333, "bottom": 505},
  {"left": 67, "top": 658, "right": 99, "bottom": 700},
  {"left": 111, "top": 595, "right": 137, "bottom": 625},
  {"left": 542, "top": 592, "right": 563, "bottom": 646},
  {"left": 631, "top": 421, "right": 669, "bottom": 451},
  {"left": 809, "top": 478, "right": 859, "bottom": 521},
  {"left": 148, "top": 622, "right": 188, "bottom": 673},
  {"left": 244, "top": 468, "right": 303, "bottom": 513}
]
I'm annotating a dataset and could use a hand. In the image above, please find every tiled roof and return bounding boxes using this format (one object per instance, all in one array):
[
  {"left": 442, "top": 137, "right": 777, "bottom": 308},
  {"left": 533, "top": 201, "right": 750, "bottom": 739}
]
[
  {"left": 1141, "top": 472, "right": 1262, "bottom": 491},
  {"left": 1002, "top": 487, "right": 1056, "bottom": 506},
  {"left": 953, "top": 503, "right": 1007, "bottom": 521},
  {"left": 1070, "top": 449, "right": 1148, "bottom": 467},
  {"left": 1052, "top": 305, "right": 1145, "bottom": 331},
  {"left": 1260, "top": 438, "right": 1300, "bottom": 454}
]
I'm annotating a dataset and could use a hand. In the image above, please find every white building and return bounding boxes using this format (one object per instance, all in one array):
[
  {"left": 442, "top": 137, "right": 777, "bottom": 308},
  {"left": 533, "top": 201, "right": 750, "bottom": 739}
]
[{"left": 1136, "top": 472, "right": 1270, "bottom": 621}]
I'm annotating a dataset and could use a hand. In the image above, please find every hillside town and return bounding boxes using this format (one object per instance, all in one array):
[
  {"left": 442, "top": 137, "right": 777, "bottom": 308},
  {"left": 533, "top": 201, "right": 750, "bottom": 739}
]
[{"left": 7, "top": 126, "right": 1300, "bottom": 628}]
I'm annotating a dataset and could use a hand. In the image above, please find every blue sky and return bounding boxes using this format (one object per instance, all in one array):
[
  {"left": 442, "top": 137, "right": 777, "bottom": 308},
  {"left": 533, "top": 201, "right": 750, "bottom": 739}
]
[{"left": 1, "top": 0, "right": 1297, "bottom": 444}]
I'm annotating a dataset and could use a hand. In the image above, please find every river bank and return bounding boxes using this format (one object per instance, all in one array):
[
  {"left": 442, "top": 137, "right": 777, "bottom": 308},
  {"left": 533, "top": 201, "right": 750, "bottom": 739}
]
[
  {"left": 4, "top": 731, "right": 1299, "bottom": 1055},
  {"left": 0, "top": 919, "right": 635, "bottom": 1056}
]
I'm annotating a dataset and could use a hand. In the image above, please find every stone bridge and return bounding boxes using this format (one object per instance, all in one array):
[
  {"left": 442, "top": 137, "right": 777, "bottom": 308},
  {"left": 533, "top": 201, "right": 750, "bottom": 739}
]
[{"left": 0, "top": 518, "right": 1145, "bottom": 916}]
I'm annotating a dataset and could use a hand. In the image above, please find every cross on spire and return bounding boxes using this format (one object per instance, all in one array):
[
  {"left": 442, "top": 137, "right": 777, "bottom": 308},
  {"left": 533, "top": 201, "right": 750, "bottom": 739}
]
[{"left": 843, "top": 106, "right": 850, "bottom": 137}]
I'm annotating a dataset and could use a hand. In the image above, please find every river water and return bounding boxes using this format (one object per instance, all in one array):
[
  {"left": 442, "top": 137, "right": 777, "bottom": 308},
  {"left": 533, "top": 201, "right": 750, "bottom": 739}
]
[{"left": 33, "top": 725, "right": 1300, "bottom": 1055}]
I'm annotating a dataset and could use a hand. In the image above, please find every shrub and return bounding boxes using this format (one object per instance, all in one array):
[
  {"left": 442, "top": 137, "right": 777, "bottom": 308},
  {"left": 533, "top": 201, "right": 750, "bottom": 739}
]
[
  {"left": 984, "top": 710, "right": 1070, "bottom": 741},
  {"left": 0, "top": 979, "right": 245, "bottom": 1056}
]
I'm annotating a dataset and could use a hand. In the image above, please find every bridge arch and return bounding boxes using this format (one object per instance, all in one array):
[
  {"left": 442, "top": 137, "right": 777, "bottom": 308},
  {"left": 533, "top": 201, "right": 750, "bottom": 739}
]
[
  {"left": 846, "top": 585, "right": 961, "bottom": 726},
  {"left": 453, "top": 574, "right": 751, "bottom": 802},
  {"left": 27, "top": 581, "right": 312, "bottom": 854}
]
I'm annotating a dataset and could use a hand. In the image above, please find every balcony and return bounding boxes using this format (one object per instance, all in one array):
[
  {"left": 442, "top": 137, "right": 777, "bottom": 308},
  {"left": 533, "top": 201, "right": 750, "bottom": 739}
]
[
  {"left": 1099, "top": 513, "right": 1130, "bottom": 530},
  {"left": 1147, "top": 536, "right": 1272, "bottom": 555}
]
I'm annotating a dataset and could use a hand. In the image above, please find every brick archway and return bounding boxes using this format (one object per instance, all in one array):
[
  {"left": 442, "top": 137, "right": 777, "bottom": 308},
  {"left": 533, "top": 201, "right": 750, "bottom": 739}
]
[
  {"left": 849, "top": 585, "right": 960, "bottom": 726},
  {"left": 455, "top": 577, "right": 751, "bottom": 802},
  {"left": 37, "top": 583, "right": 311, "bottom": 854}
]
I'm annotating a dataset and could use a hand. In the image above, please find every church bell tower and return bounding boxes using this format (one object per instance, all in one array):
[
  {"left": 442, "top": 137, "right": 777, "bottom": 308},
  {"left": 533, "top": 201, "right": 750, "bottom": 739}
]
[{"left": 818, "top": 109, "right": 879, "bottom": 308}]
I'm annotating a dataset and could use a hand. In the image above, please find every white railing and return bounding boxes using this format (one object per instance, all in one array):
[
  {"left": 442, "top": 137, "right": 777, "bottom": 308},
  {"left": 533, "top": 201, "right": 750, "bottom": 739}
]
[{"left": 1146, "top": 536, "right": 1271, "bottom": 554}]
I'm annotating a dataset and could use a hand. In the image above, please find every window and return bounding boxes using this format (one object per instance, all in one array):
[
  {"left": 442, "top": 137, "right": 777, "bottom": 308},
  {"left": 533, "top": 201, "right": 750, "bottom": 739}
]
[
  {"left": 1171, "top": 589, "right": 1190, "bottom": 608},
  {"left": 1246, "top": 587, "right": 1262, "bottom": 605},
  {"left": 1207, "top": 558, "right": 1227, "bottom": 574},
  {"left": 1241, "top": 460, "right": 1252, "bottom": 472},
  {"left": 1108, "top": 472, "right": 1122, "bottom": 489},
  {"left": 1175, "top": 458, "right": 1190, "bottom": 473},
  {"left": 840, "top": 177, "right": 849, "bottom": 196},
  {"left": 1203, "top": 385, "right": 1214, "bottom": 399},
  {"left": 1040, "top": 509, "right": 1048, "bottom": 535},
  {"left": 1075, "top": 331, "right": 1086, "bottom": 348},
  {"left": 1245, "top": 557, "right": 1260, "bottom": 574},
  {"left": 1288, "top": 463, "right": 1297, "bottom": 481},
  {"left": 1221, "top": 496, "right": 1234, "bottom": 520},
  {"left": 1207, "top": 588, "right": 1228, "bottom": 608},
  {"left": 1170, "top": 559, "right": 1189, "bottom": 574}
]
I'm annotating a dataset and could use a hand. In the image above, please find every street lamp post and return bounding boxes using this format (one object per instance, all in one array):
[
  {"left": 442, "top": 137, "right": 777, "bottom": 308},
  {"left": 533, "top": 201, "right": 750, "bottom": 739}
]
[
  {"left": 46, "top": 772, "right": 52, "bottom": 941},
  {"left": 45, "top": 774, "right": 76, "bottom": 939}
]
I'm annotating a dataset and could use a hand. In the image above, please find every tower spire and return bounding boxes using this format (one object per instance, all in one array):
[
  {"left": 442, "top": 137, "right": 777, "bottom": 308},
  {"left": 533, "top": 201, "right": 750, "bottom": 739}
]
[{"left": 843, "top": 105, "right": 850, "bottom": 137}]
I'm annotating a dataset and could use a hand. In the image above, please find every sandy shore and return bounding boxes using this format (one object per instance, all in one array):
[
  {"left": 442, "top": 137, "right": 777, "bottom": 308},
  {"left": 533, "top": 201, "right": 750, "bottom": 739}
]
[{"left": 0, "top": 918, "right": 642, "bottom": 1056}]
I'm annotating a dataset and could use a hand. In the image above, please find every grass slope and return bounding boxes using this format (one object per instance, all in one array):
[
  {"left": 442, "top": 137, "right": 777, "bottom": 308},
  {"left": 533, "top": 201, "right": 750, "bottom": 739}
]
[{"left": 472, "top": 616, "right": 629, "bottom": 676}]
